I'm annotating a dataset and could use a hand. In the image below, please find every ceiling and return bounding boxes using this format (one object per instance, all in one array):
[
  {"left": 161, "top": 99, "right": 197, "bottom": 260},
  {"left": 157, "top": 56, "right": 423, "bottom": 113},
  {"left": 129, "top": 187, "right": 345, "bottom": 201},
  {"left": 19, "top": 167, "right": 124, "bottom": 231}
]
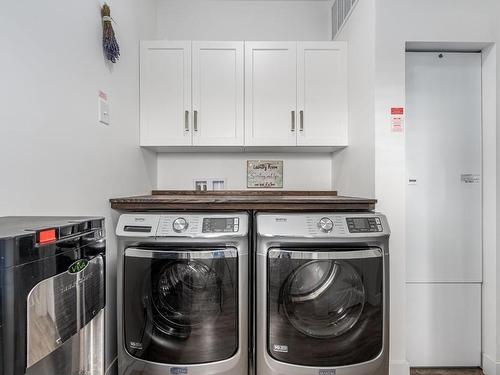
[{"left": 232, "top": 0, "right": 332, "bottom": 1}]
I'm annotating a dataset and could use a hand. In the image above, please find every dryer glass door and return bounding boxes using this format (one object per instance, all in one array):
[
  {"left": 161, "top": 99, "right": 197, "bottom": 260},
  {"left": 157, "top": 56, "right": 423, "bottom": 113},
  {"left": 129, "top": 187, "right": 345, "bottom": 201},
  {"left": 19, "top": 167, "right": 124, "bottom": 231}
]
[
  {"left": 267, "top": 248, "right": 384, "bottom": 367},
  {"left": 124, "top": 247, "right": 238, "bottom": 365}
]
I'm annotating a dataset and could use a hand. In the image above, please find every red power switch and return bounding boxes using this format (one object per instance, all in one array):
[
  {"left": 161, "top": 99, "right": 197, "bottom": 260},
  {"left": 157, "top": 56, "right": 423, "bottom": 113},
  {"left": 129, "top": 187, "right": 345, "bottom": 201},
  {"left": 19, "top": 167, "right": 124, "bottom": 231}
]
[{"left": 39, "top": 229, "right": 57, "bottom": 244}]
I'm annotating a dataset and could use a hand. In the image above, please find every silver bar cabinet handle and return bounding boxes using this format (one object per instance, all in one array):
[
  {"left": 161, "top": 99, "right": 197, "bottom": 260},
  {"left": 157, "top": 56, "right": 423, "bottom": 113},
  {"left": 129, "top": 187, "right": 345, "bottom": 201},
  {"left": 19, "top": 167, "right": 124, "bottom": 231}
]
[
  {"left": 184, "top": 110, "right": 190, "bottom": 132},
  {"left": 299, "top": 110, "right": 304, "bottom": 131},
  {"left": 194, "top": 110, "right": 198, "bottom": 132},
  {"left": 291, "top": 111, "right": 296, "bottom": 132}
]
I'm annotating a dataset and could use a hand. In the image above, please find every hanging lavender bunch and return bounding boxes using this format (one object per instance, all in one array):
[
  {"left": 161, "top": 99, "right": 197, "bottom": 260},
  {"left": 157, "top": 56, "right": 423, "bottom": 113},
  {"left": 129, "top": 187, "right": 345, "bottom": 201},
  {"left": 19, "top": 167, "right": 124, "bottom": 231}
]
[{"left": 101, "top": 4, "right": 120, "bottom": 63}]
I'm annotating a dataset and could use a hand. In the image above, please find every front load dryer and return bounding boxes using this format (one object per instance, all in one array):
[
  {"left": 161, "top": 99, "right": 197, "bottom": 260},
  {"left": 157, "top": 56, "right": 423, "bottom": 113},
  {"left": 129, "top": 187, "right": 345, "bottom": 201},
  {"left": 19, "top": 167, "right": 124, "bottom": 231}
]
[
  {"left": 255, "top": 212, "right": 390, "bottom": 375},
  {"left": 116, "top": 212, "right": 249, "bottom": 375}
]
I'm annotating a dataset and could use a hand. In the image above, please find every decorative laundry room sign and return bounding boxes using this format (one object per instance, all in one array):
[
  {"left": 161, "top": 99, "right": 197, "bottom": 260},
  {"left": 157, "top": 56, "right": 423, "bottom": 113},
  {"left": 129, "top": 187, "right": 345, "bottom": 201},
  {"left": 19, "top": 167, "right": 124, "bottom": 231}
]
[{"left": 247, "top": 160, "right": 283, "bottom": 188}]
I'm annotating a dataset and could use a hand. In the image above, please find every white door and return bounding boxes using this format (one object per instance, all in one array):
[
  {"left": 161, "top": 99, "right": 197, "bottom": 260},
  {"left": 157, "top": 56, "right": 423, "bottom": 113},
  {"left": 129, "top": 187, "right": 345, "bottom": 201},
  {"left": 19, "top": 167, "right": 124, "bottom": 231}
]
[
  {"left": 192, "top": 42, "right": 244, "bottom": 146},
  {"left": 245, "top": 42, "right": 297, "bottom": 146},
  {"left": 405, "top": 52, "right": 482, "bottom": 366},
  {"left": 297, "top": 42, "right": 348, "bottom": 146},
  {"left": 140, "top": 41, "right": 192, "bottom": 146}
]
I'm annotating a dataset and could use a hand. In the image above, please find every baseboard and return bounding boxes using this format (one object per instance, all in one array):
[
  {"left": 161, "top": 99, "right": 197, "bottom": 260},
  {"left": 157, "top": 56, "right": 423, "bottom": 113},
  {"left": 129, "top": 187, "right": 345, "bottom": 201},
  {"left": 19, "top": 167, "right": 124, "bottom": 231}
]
[
  {"left": 104, "top": 357, "right": 411, "bottom": 375},
  {"left": 390, "top": 359, "right": 410, "bottom": 375},
  {"left": 483, "top": 353, "right": 500, "bottom": 375},
  {"left": 105, "top": 357, "right": 118, "bottom": 375},
  {"left": 105, "top": 357, "right": 407, "bottom": 375}
]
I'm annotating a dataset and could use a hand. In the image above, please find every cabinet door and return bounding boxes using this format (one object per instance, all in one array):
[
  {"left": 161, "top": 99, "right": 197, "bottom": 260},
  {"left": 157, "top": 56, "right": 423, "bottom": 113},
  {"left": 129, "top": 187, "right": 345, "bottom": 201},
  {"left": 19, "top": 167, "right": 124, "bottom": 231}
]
[
  {"left": 192, "top": 42, "right": 244, "bottom": 146},
  {"left": 245, "top": 42, "right": 297, "bottom": 146},
  {"left": 297, "top": 42, "right": 348, "bottom": 146},
  {"left": 140, "top": 41, "right": 192, "bottom": 146}
]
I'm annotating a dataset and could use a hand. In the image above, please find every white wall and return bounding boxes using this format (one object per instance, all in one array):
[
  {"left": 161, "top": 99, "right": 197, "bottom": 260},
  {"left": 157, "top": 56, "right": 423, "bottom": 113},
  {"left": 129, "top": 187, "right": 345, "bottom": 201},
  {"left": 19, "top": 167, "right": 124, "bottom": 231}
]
[
  {"left": 156, "top": 0, "right": 332, "bottom": 41},
  {"left": 482, "top": 43, "right": 498, "bottom": 375},
  {"left": 154, "top": 0, "right": 335, "bottom": 191},
  {"left": 371, "top": 1, "right": 498, "bottom": 374},
  {"left": 157, "top": 153, "right": 333, "bottom": 190},
  {"left": 332, "top": 0, "right": 375, "bottom": 198},
  {"left": 496, "top": 12, "right": 500, "bottom": 370},
  {"left": 0, "top": 0, "right": 157, "bottom": 373}
]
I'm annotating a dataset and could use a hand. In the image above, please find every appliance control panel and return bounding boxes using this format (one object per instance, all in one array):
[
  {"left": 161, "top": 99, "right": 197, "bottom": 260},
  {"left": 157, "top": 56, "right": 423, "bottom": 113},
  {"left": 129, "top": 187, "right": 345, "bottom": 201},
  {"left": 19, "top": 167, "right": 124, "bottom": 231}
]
[
  {"left": 157, "top": 215, "right": 202, "bottom": 236},
  {"left": 257, "top": 213, "right": 389, "bottom": 238},
  {"left": 346, "top": 217, "right": 383, "bottom": 233},
  {"left": 116, "top": 213, "right": 248, "bottom": 237},
  {"left": 202, "top": 217, "right": 240, "bottom": 233}
]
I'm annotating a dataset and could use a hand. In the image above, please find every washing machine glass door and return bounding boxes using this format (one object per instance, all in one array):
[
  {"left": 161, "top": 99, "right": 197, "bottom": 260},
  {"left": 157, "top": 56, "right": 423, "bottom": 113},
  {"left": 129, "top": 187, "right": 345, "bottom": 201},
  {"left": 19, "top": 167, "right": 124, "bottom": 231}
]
[
  {"left": 267, "top": 248, "right": 384, "bottom": 367},
  {"left": 124, "top": 247, "right": 239, "bottom": 365}
]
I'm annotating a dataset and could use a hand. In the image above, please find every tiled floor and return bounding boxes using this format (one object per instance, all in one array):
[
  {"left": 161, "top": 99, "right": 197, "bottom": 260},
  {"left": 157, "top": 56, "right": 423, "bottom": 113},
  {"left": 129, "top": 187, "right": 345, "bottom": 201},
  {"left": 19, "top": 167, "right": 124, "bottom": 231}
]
[{"left": 411, "top": 369, "right": 483, "bottom": 375}]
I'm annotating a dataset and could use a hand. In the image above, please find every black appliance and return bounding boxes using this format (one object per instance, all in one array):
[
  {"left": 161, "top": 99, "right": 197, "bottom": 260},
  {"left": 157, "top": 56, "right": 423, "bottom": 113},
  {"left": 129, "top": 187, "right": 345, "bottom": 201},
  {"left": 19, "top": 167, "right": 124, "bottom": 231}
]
[{"left": 0, "top": 216, "right": 106, "bottom": 375}]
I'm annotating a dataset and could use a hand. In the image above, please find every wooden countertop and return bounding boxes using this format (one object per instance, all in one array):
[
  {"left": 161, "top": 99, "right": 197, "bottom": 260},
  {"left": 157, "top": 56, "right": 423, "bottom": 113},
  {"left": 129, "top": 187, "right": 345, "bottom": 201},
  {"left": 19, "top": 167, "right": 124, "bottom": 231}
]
[{"left": 110, "top": 190, "right": 377, "bottom": 211}]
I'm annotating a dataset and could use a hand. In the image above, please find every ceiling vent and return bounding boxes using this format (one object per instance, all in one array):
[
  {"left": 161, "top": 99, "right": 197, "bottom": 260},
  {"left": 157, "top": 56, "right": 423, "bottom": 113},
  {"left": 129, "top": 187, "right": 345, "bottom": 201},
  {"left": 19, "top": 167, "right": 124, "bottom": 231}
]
[{"left": 332, "top": 0, "right": 358, "bottom": 39}]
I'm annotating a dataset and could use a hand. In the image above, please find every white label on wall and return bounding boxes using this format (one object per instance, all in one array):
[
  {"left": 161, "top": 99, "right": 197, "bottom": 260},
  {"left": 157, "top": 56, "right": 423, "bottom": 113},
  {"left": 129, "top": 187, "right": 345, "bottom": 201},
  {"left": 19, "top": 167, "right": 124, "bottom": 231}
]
[
  {"left": 461, "top": 174, "right": 480, "bottom": 184},
  {"left": 391, "top": 107, "right": 404, "bottom": 132},
  {"left": 247, "top": 160, "right": 283, "bottom": 188}
]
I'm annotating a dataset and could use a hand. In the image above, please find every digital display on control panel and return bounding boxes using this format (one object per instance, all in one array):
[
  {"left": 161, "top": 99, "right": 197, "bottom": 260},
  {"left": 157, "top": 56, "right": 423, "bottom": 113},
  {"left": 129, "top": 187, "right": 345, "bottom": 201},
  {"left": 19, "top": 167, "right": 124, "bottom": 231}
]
[
  {"left": 346, "top": 217, "right": 383, "bottom": 233},
  {"left": 202, "top": 218, "right": 239, "bottom": 233},
  {"left": 353, "top": 219, "right": 369, "bottom": 229}
]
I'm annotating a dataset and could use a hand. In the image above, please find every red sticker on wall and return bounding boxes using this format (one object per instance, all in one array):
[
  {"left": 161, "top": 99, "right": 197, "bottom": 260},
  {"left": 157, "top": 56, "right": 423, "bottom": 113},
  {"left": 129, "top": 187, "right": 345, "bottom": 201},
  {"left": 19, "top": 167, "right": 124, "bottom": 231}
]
[{"left": 391, "top": 107, "right": 404, "bottom": 132}]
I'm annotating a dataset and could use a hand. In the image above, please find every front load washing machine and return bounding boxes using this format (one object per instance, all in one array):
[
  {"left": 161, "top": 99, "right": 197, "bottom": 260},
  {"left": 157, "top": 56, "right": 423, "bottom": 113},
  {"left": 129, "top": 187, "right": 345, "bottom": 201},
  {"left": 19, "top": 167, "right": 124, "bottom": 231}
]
[
  {"left": 255, "top": 212, "right": 390, "bottom": 375},
  {"left": 116, "top": 212, "right": 249, "bottom": 375}
]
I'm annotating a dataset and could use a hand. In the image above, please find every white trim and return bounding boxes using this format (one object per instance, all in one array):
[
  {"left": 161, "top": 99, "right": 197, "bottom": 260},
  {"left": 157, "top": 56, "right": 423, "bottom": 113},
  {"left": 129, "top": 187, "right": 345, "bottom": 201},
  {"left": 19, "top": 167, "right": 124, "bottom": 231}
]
[
  {"left": 390, "top": 359, "right": 410, "bottom": 375},
  {"left": 482, "top": 353, "right": 500, "bottom": 375},
  {"left": 105, "top": 357, "right": 117, "bottom": 375}
]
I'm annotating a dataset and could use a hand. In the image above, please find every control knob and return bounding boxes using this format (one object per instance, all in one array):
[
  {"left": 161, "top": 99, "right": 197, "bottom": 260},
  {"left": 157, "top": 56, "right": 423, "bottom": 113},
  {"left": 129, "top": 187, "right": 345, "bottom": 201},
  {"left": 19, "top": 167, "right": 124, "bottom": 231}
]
[
  {"left": 173, "top": 217, "right": 189, "bottom": 233},
  {"left": 318, "top": 217, "right": 334, "bottom": 233}
]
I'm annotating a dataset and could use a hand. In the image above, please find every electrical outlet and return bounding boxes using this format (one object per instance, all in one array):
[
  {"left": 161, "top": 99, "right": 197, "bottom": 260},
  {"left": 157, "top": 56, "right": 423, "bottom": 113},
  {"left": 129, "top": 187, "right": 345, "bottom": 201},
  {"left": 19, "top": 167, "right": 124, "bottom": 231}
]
[
  {"left": 212, "top": 180, "right": 225, "bottom": 190},
  {"left": 193, "top": 178, "right": 226, "bottom": 191},
  {"left": 194, "top": 180, "right": 208, "bottom": 191}
]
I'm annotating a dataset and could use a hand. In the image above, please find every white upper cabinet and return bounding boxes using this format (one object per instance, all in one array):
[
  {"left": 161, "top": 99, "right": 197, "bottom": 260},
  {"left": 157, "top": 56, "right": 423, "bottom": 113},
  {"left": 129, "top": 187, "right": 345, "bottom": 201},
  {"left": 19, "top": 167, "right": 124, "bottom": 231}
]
[
  {"left": 245, "top": 42, "right": 298, "bottom": 146},
  {"left": 140, "top": 41, "right": 192, "bottom": 146},
  {"left": 297, "top": 42, "right": 348, "bottom": 146},
  {"left": 245, "top": 41, "right": 348, "bottom": 148},
  {"left": 192, "top": 42, "right": 244, "bottom": 146},
  {"left": 140, "top": 40, "right": 348, "bottom": 150}
]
